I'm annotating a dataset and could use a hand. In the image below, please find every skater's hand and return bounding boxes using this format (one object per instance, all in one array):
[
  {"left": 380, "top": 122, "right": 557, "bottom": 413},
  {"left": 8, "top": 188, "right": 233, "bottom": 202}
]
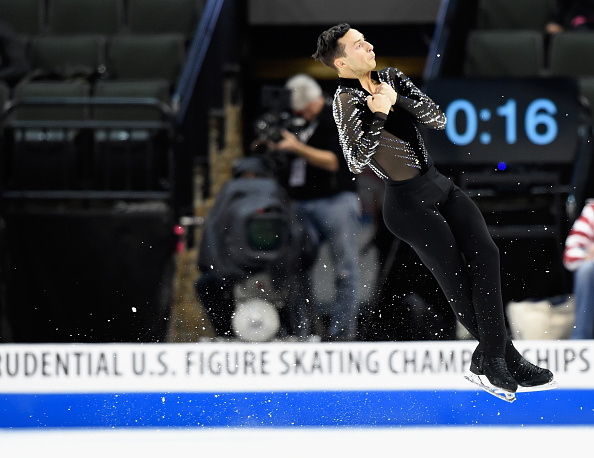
[
  {"left": 585, "top": 244, "right": 594, "bottom": 260},
  {"left": 366, "top": 93, "right": 392, "bottom": 115},
  {"left": 375, "top": 82, "right": 398, "bottom": 105}
]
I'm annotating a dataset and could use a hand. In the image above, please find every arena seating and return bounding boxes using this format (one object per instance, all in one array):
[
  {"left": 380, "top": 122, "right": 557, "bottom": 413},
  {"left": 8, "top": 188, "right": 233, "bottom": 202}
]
[
  {"left": 47, "top": 0, "right": 124, "bottom": 35},
  {"left": 0, "top": 0, "right": 44, "bottom": 36},
  {"left": 0, "top": 0, "right": 203, "bottom": 198},
  {"left": 475, "top": 0, "right": 555, "bottom": 31},
  {"left": 464, "top": 30, "right": 545, "bottom": 77}
]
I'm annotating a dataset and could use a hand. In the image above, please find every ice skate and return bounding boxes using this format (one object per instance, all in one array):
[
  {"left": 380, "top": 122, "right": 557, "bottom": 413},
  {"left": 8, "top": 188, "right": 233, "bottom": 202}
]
[
  {"left": 507, "top": 354, "right": 557, "bottom": 390},
  {"left": 469, "top": 372, "right": 557, "bottom": 401},
  {"left": 465, "top": 373, "right": 517, "bottom": 402},
  {"left": 467, "top": 353, "right": 518, "bottom": 402},
  {"left": 471, "top": 354, "right": 518, "bottom": 392}
]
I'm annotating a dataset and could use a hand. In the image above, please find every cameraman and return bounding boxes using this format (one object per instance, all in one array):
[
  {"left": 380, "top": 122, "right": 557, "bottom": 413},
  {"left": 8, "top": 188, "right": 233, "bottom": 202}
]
[{"left": 271, "top": 74, "right": 361, "bottom": 341}]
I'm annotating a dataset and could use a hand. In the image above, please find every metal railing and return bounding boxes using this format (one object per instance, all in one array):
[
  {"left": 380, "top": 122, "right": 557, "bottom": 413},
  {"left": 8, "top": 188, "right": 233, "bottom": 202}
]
[
  {"left": 0, "top": 97, "right": 177, "bottom": 202},
  {"left": 172, "top": 0, "right": 225, "bottom": 122}
]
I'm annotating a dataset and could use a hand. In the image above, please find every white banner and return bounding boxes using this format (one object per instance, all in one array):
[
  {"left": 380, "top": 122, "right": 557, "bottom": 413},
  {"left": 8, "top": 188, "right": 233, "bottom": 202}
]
[{"left": 0, "top": 340, "right": 591, "bottom": 393}]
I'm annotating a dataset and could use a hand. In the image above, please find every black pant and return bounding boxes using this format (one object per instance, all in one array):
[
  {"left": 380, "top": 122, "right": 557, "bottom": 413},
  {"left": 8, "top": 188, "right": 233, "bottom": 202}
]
[{"left": 382, "top": 165, "right": 506, "bottom": 356}]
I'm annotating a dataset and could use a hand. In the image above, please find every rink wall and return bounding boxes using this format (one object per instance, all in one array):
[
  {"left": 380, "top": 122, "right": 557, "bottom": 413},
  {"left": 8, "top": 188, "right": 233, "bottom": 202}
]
[{"left": 1, "top": 340, "right": 593, "bottom": 428}]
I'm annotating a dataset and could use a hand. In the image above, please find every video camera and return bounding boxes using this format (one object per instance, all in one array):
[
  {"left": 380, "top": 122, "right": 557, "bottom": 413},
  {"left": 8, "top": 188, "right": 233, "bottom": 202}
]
[{"left": 253, "top": 86, "right": 304, "bottom": 143}]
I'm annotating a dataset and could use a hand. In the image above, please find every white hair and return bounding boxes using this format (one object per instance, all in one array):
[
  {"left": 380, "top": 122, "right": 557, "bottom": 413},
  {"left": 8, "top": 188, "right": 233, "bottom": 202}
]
[{"left": 285, "top": 73, "right": 322, "bottom": 111}]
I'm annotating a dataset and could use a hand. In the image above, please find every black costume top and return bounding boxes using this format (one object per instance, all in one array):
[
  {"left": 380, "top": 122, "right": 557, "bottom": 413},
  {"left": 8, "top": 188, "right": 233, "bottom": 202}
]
[
  {"left": 286, "top": 99, "right": 357, "bottom": 200},
  {"left": 333, "top": 67, "right": 446, "bottom": 182}
]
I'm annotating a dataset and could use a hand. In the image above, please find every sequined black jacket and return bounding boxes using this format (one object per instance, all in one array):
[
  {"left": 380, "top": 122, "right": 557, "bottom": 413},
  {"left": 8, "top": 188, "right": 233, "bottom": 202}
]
[{"left": 333, "top": 67, "right": 446, "bottom": 181}]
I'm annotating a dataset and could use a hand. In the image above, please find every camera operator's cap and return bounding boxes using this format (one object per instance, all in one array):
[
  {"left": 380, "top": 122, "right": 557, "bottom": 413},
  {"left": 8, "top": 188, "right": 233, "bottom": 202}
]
[{"left": 285, "top": 73, "right": 322, "bottom": 111}]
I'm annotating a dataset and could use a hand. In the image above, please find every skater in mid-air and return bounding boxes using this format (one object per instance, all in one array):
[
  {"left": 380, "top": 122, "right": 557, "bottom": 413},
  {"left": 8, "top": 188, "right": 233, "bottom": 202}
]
[{"left": 312, "top": 23, "right": 554, "bottom": 396}]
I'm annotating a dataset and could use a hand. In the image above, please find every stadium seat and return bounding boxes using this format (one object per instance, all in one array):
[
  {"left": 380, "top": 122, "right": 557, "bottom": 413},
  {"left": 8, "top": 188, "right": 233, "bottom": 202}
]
[
  {"left": 92, "top": 80, "right": 173, "bottom": 192},
  {"left": 10, "top": 80, "right": 91, "bottom": 190},
  {"left": 93, "top": 80, "right": 171, "bottom": 120},
  {"left": 0, "top": 0, "right": 44, "bottom": 35},
  {"left": 464, "top": 30, "right": 545, "bottom": 77},
  {"left": 549, "top": 32, "right": 594, "bottom": 77},
  {"left": 28, "top": 35, "right": 107, "bottom": 77},
  {"left": 107, "top": 34, "right": 186, "bottom": 84},
  {"left": 12, "top": 80, "right": 90, "bottom": 120},
  {"left": 127, "top": 0, "right": 200, "bottom": 37},
  {"left": 47, "top": 0, "right": 124, "bottom": 35},
  {"left": 476, "top": 0, "right": 555, "bottom": 31}
]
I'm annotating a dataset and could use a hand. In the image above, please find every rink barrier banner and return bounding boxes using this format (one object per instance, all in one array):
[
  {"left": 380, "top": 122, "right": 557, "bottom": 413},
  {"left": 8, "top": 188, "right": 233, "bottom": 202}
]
[{"left": 1, "top": 340, "right": 594, "bottom": 428}]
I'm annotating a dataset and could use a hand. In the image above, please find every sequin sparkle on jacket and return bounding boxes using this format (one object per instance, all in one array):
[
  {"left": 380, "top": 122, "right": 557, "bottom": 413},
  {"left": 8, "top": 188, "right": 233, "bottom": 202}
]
[{"left": 333, "top": 67, "right": 446, "bottom": 182}]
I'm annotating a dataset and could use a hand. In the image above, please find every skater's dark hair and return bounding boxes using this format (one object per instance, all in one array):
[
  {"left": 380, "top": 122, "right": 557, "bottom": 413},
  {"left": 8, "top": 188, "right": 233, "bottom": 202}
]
[{"left": 312, "top": 23, "right": 351, "bottom": 71}]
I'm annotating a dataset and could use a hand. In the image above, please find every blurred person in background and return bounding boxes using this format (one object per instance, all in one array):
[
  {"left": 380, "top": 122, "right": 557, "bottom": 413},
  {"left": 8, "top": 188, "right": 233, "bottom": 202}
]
[
  {"left": 546, "top": 0, "right": 594, "bottom": 33},
  {"left": 563, "top": 199, "right": 594, "bottom": 338},
  {"left": 270, "top": 73, "right": 361, "bottom": 341}
]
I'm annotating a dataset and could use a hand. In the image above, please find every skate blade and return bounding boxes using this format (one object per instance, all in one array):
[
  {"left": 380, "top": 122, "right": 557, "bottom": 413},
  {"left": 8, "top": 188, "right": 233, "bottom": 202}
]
[
  {"left": 517, "top": 380, "right": 558, "bottom": 393},
  {"left": 465, "top": 374, "right": 516, "bottom": 403}
]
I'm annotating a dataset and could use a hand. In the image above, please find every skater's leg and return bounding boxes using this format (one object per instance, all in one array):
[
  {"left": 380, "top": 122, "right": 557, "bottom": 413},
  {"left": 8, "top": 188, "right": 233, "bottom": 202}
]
[
  {"left": 435, "top": 177, "right": 553, "bottom": 385},
  {"left": 437, "top": 180, "right": 551, "bottom": 388},
  {"left": 383, "top": 170, "right": 515, "bottom": 392},
  {"left": 383, "top": 185, "right": 479, "bottom": 341},
  {"left": 383, "top": 173, "right": 507, "bottom": 355},
  {"left": 438, "top": 186, "right": 508, "bottom": 356}
]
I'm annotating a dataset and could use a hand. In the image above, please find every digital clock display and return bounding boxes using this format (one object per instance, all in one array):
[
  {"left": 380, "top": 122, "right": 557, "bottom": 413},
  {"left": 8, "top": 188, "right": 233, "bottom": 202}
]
[{"left": 423, "top": 78, "right": 579, "bottom": 165}]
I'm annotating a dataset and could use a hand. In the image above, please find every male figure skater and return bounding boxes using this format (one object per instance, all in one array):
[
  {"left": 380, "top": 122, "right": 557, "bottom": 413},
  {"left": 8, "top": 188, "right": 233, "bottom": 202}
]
[{"left": 312, "top": 23, "right": 554, "bottom": 395}]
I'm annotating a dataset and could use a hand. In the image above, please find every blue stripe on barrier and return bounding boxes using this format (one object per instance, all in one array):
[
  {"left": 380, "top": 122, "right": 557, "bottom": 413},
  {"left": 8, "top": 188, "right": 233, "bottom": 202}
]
[{"left": 2, "top": 389, "right": 594, "bottom": 428}]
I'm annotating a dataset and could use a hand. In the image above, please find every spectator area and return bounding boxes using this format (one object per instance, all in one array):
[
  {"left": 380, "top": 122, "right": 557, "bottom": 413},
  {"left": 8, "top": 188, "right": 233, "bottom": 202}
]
[
  {"left": 462, "top": 0, "right": 594, "bottom": 108},
  {"left": 0, "top": 0, "right": 206, "bottom": 107},
  {"left": 0, "top": 0, "right": 206, "bottom": 199}
]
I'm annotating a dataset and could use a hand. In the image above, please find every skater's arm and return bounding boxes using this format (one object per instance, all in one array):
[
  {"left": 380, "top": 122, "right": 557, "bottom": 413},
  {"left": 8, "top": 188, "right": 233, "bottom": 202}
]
[
  {"left": 388, "top": 67, "right": 446, "bottom": 130},
  {"left": 333, "top": 90, "right": 386, "bottom": 174}
]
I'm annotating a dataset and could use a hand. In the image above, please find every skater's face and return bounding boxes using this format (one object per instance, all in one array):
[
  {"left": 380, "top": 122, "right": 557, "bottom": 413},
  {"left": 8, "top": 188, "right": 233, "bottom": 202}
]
[{"left": 334, "top": 28, "right": 376, "bottom": 75}]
